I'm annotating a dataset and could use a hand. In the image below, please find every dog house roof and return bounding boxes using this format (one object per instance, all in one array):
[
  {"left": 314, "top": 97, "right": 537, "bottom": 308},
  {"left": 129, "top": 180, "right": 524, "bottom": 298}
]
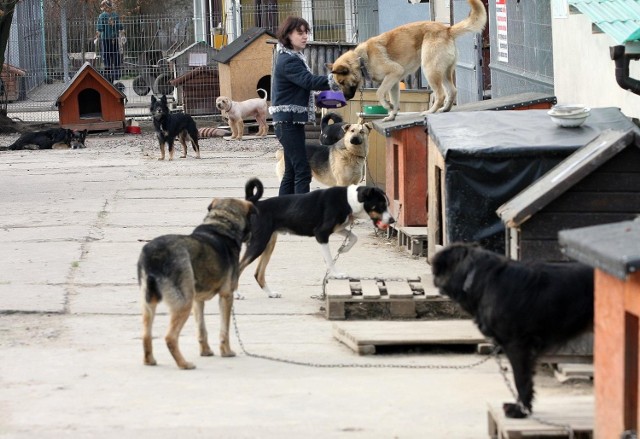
[
  {"left": 212, "top": 27, "right": 275, "bottom": 64},
  {"left": 55, "top": 62, "right": 126, "bottom": 105},
  {"left": 497, "top": 128, "right": 639, "bottom": 228},
  {"left": 560, "top": 219, "right": 640, "bottom": 279}
]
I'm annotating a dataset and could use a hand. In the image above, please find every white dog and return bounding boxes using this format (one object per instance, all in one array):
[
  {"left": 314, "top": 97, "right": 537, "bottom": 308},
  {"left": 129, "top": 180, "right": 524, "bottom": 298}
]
[{"left": 215, "top": 89, "right": 269, "bottom": 140}]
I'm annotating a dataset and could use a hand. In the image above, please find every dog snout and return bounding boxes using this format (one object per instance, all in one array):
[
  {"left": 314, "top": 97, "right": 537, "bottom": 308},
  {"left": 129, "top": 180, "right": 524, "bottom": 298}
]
[
  {"left": 344, "top": 86, "right": 357, "bottom": 100},
  {"left": 350, "top": 135, "right": 362, "bottom": 145}
]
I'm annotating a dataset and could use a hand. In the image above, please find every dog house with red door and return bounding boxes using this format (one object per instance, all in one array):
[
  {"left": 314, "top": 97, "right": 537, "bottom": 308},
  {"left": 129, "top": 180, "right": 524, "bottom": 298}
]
[
  {"left": 55, "top": 62, "right": 126, "bottom": 132},
  {"left": 212, "top": 27, "right": 275, "bottom": 103}
]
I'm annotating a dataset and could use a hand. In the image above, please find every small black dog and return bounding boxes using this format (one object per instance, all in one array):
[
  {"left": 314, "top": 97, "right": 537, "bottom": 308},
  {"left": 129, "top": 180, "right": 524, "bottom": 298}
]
[
  {"left": 69, "top": 129, "right": 88, "bottom": 149},
  {"left": 150, "top": 95, "right": 200, "bottom": 160},
  {"left": 7, "top": 127, "right": 83, "bottom": 150},
  {"left": 431, "top": 242, "right": 594, "bottom": 419},
  {"left": 319, "top": 112, "right": 346, "bottom": 145}
]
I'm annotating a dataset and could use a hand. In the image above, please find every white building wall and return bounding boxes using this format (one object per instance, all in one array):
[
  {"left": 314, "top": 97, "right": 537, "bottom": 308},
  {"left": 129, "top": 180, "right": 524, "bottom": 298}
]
[{"left": 553, "top": 12, "right": 640, "bottom": 119}]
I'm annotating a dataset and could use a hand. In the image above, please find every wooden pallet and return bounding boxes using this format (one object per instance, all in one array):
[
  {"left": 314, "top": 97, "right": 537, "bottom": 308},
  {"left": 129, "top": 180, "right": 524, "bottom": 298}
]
[
  {"left": 332, "top": 320, "right": 486, "bottom": 355},
  {"left": 487, "top": 397, "right": 594, "bottom": 438},
  {"left": 396, "top": 226, "right": 428, "bottom": 256},
  {"left": 324, "top": 275, "right": 469, "bottom": 320}
]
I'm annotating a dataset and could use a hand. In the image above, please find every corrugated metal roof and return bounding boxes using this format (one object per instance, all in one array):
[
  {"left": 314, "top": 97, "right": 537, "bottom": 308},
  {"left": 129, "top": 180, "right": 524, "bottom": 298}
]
[{"left": 568, "top": 0, "right": 640, "bottom": 43}]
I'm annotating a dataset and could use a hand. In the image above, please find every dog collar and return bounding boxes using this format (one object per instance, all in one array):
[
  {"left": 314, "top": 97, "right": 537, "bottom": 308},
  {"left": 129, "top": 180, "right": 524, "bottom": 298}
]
[{"left": 359, "top": 57, "right": 371, "bottom": 82}]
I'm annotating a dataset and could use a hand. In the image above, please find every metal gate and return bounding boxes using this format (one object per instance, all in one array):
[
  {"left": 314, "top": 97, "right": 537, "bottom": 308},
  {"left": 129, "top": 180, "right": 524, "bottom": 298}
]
[{"left": 453, "top": 0, "right": 485, "bottom": 105}]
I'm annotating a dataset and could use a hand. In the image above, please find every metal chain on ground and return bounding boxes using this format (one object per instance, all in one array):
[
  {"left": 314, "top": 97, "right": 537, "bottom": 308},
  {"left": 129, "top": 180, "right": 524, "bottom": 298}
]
[
  {"left": 231, "top": 307, "right": 494, "bottom": 370},
  {"left": 493, "top": 350, "right": 575, "bottom": 438}
]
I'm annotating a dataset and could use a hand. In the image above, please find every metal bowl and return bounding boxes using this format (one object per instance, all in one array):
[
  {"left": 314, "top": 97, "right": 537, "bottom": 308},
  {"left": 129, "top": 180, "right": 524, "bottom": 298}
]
[{"left": 548, "top": 109, "right": 590, "bottom": 128}]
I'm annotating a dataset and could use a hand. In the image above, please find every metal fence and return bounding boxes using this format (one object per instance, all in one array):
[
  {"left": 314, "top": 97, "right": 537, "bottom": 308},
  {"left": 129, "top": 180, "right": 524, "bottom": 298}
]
[{"left": 3, "top": 0, "right": 380, "bottom": 123}]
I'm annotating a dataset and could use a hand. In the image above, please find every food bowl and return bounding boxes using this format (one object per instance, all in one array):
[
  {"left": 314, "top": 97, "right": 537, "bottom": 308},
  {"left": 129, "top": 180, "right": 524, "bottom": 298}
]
[
  {"left": 549, "top": 104, "right": 588, "bottom": 115},
  {"left": 548, "top": 107, "right": 591, "bottom": 128},
  {"left": 125, "top": 125, "right": 142, "bottom": 134},
  {"left": 363, "top": 105, "right": 388, "bottom": 115},
  {"left": 316, "top": 90, "right": 347, "bottom": 108}
]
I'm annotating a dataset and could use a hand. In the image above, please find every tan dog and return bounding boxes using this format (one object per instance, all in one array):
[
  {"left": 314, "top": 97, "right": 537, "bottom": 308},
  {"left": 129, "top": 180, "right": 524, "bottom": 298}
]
[
  {"left": 215, "top": 89, "right": 269, "bottom": 140},
  {"left": 328, "top": 0, "right": 486, "bottom": 121},
  {"left": 275, "top": 122, "right": 373, "bottom": 187}
]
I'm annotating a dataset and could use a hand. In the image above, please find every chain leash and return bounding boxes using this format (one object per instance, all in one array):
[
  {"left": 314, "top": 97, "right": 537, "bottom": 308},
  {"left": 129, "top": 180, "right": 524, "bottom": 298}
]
[{"left": 231, "top": 307, "right": 494, "bottom": 370}]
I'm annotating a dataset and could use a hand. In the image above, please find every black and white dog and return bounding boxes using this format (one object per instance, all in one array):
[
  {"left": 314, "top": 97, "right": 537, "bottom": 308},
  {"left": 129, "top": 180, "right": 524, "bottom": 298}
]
[{"left": 240, "top": 178, "right": 394, "bottom": 298}]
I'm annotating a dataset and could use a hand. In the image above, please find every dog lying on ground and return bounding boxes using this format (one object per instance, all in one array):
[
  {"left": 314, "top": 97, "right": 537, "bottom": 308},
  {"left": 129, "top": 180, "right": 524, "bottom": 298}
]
[
  {"left": 276, "top": 121, "right": 373, "bottom": 187},
  {"left": 6, "top": 128, "right": 87, "bottom": 150},
  {"left": 328, "top": 0, "right": 486, "bottom": 121},
  {"left": 215, "top": 88, "right": 269, "bottom": 140},
  {"left": 240, "top": 178, "right": 394, "bottom": 298},
  {"left": 431, "top": 242, "right": 594, "bottom": 418},
  {"left": 320, "top": 112, "right": 346, "bottom": 145},
  {"left": 150, "top": 94, "right": 200, "bottom": 160},
  {"left": 138, "top": 196, "right": 256, "bottom": 369}
]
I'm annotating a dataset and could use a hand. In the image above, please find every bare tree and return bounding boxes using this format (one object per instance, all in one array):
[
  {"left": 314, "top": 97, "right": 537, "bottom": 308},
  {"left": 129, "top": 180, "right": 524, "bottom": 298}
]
[{"left": 0, "top": 0, "right": 20, "bottom": 131}]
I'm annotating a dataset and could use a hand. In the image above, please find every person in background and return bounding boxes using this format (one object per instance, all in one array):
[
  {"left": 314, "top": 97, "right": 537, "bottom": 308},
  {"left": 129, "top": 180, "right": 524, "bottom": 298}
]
[
  {"left": 270, "top": 16, "right": 341, "bottom": 195},
  {"left": 96, "top": 0, "right": 125, "bottom": 83}
]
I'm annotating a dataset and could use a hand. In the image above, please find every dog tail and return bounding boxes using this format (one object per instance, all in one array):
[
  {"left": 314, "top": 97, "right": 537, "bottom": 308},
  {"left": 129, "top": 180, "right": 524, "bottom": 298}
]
[
  {"left": 321, "top": 112, "right": 343, "bottom": 130},
  {"left": 245, "top": 177, "right": 264, "bottom": 204},
  {"left": 449, "top": 0, "right": 487, "bottom": 39},
  {"left": 144, "top": 274, "right": 162, "bottom": 304},
  {"left": 257, "top": 88, "right": 268, "bottom": 101}
]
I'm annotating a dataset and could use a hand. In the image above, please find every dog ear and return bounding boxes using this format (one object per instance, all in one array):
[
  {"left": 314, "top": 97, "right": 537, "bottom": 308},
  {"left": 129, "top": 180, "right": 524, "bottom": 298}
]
[
  {"left": 161, "top": 95, "right": 168, "bottom": 105},
  {"left": 331, "top": 65, "right": 350, "bottom": 75},
  {"left": 364, "top": 123, "right": 373, "bottom": 131},
  {"left": 342, "top": 124, "right": 351, "bottom": 133}
]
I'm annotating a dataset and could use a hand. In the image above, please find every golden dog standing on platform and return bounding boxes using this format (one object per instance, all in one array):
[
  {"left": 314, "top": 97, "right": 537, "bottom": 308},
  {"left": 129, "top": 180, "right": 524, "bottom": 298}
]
[{"left": 328, "top": 0, "right": 487, "bottom": 121}]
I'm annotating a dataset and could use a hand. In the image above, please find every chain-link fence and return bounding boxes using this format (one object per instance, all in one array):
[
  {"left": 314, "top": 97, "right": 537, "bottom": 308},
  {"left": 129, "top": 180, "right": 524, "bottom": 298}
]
[{"left": 3, "top": 0, "right": 380, "bottom": 123}]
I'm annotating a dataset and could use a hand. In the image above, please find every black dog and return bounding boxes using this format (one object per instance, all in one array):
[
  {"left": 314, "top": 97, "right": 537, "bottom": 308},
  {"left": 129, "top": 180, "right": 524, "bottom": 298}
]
[
  {"left": 69, "top": 129, "right": 88, "bottom": 149},
  {"left": 150, "top": 94, "right": 200, "bottom": 160},
  {"left": 7, "top": 128, "right": 81, "bottom": 150},
  {"left": 431, "top": 242, "right": 594, "bottom": 419},
  {"left": 239, "top": 178, "right": 394, "bottom": 298},
  {"left": 319, "top": 112, "right": 346, "bottom": 145}
]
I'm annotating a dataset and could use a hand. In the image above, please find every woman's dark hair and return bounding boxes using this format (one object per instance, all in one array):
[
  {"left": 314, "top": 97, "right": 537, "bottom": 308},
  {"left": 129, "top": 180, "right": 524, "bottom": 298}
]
[{"left": 276, "top": 16, "right": 310, "bottom": 49}]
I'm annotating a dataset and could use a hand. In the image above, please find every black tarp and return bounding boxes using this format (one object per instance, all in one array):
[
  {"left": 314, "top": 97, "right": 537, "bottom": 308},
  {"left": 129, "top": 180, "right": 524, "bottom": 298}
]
[{"left": 426, "top": 107, "right": 639, "bottom": 253}]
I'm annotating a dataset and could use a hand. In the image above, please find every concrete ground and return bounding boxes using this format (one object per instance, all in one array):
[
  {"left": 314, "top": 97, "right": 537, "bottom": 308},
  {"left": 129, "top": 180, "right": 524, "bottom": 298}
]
[{"left": 0, "top": 133, "right": 592, "bottom": 438}]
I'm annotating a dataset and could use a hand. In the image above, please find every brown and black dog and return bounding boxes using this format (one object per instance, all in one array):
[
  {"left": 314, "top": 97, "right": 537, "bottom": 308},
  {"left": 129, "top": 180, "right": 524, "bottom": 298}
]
[{"left": 138, "top": 196, "right": 256, "bottom": 369}]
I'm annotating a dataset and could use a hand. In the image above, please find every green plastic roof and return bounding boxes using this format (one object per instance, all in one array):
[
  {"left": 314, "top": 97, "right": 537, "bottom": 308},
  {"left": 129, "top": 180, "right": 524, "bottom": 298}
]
[{"left": 569, "top": 0, "right": 640, "bottom": 43}]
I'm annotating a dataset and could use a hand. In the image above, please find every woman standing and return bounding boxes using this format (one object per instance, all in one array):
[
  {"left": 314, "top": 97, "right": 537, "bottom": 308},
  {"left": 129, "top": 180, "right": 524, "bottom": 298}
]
[
  {"left": 96, "top": 0, "right": 125, "bottom": 84},
  {"left": 270, "top": 16, "right": 340, "bottom": 195}
]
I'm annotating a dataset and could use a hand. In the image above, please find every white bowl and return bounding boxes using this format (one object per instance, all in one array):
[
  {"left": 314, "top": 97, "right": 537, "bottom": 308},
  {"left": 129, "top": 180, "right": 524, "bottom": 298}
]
[
  {"left": 549, "top": 104, "right": 588, "bottom": 115},
  {"left": 549, "top": 112, "right": 590, "bottom": 127}
]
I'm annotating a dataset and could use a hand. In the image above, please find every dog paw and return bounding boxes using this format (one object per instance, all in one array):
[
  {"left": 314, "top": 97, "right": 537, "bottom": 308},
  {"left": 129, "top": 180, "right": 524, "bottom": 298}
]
[
  {"left": 330, "top": 271, "right": 349, "bottom": 279},
  {"left": 200, "top": 347, "right": 214, "bottom": 357},
  {"left": 503, "top": 402, "right": 529, "bottom": 419},
  {"left": 234, "top": 292, "right": 246, "bottom": 300},
  {"left": 268, "top": 292, "right": 282, "bottom": 299},
  {"left": 220, "top": 349, "right": 236, "bottom": 358},
  {"left": 180, "top": 155, "right": 186, "bottom": 159},
  {"left": 144, "top": 357, "right": 157, "bottom": 366},
  {"left": 179, "top": 361, "right": 196, "bottom": 370}
]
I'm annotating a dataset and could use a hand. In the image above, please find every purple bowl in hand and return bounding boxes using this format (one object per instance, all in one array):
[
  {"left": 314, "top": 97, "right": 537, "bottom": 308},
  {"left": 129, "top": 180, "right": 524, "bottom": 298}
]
[{"left": 316, "top": 90, "right": 347, "bottom": 108}]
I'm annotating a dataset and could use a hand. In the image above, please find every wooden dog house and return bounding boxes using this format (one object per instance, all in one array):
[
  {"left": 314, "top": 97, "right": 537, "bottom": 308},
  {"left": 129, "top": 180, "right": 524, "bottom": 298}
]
[
  {"left": 425, "top": 107, "right": 637, "bottom": 260},
  {"left": 170, "top": 66, "right": 219, "bottom": 115},
  {"left": 1, "top": 63, "right": 26, "bottom": 102},
  {"left": 213, "top": 27, "right": 275, "bottom": 103},
  {"left": 498, "top": 129, "right": 640, "bottom": 262},
  {"left": 560, "top": 220, "right": 640, "bottom": 438},
  {"left": 55, "top": 62, "right": 126, "bottom": 131}
]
